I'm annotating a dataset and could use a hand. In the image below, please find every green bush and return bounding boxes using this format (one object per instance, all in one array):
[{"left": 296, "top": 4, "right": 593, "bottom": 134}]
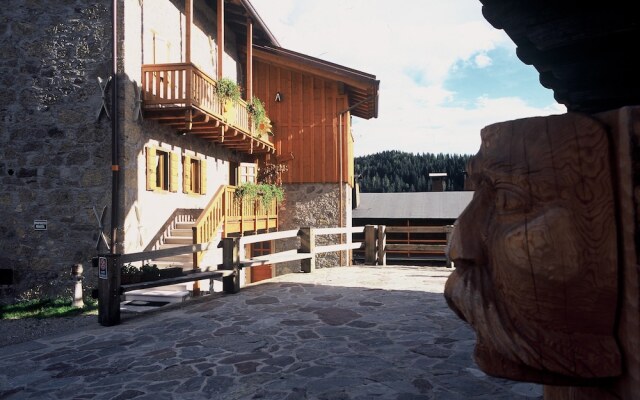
[
  {"left": 216, "top": 77, "right": 241, "bottom": 102},
  {"left": 235, "top": 183, "right": 284, "bottom": 208}
]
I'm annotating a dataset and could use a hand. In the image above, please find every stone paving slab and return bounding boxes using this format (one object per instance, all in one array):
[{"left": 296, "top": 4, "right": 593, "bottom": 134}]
[{"left": 0, "top": 266, "right": 543, "bottom": 399}]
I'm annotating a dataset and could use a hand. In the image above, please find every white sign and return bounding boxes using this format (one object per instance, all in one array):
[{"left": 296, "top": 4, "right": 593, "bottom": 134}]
[
  {"left": 98, "top": 257, "right": 108, "bottom": 279},
  {"left": 34, "top": 220, "right": 47, "bottom": 230}
]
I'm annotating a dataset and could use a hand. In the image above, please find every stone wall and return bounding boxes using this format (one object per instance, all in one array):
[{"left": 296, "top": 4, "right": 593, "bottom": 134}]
[
  {"left": 0, "top": 1, "right": 114, "bottom": 302},
  {"left": 276, "top": 183, "right": 352, "bottom": 276}
]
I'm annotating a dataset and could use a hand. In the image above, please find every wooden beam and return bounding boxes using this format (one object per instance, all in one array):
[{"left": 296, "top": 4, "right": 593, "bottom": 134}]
[
  {"left": 185, "top": 0, "right": 192, "bottom": 64},
  {"left": 217, "top": 0, "right": 224, "bottom": 80},
  {"left": 246, "top": 18, "right": 253, "bottom": 101}
]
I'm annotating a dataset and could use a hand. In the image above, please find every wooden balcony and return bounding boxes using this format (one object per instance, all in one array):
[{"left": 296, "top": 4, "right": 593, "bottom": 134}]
[
  {"left": 141, "top": 63, "right": 275, "bottom": 154},
  {"left": 223, "top": 186, "right": 278, "bottom": 235}
]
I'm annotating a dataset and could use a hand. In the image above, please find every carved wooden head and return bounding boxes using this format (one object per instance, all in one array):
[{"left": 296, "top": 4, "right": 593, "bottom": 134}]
[{"left": 444, "top": 113, "right": 621, "bottom": 384}]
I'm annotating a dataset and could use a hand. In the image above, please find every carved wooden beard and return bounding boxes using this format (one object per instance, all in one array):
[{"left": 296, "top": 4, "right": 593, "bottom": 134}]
[{"left": 444, "top": 113, "right": 621, "bottom": 385}]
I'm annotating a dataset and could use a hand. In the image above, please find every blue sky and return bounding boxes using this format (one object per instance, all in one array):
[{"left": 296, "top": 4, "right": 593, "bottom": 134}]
[{"left": 251, "top": 0, "right": 565, "bottom": 156}]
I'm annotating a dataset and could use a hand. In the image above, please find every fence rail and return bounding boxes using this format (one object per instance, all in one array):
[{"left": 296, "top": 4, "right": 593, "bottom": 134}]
[{"left": 95, "top": 224, "right": 452, "bottom": 326}]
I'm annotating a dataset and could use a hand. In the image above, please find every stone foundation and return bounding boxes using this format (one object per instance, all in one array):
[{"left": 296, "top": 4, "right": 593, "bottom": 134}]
[{"left": 276, "top": 183, "right": 352, "bottom": 276}]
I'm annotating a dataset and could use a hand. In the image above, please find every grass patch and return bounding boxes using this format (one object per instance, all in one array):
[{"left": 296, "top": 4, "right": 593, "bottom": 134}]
[{"left": 0, "top": 297, "right": 98, "bottom": 320}]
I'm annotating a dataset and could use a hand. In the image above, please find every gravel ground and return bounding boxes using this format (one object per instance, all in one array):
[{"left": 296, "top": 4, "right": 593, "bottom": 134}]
[{"left": 0, "top": 314, "right": 97, "bottom": 348}]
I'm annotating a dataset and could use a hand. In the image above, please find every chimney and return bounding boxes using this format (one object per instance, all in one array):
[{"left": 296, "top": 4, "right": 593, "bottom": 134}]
[{"left": 429, "top": 172, "right": 447, "bottom": 192}]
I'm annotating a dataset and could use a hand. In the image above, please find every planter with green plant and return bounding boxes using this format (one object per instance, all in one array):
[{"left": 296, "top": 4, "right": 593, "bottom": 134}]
[
  {"left": 216, "top": 77, "right": 241, "bottom": 122},
  {"left": 121, "top": 263, "right": 142, "bottom": 284},
  {"left": 159, "top": 266, "right": 183, "bottom": 279},
  {"left": 247, "top": 96, "right": 270, "bottom": 137},
  {"left": 235, "top": 182, "right": 284, "bottom": 208}
]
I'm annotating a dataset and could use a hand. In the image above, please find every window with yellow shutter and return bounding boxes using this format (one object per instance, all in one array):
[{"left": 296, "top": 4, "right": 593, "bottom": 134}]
[
  {"left": 183, "top": 155, "right": 207, "bottom": 195},
  {"left": 146, "top": 147, "right": 177, "bottom": 192}
]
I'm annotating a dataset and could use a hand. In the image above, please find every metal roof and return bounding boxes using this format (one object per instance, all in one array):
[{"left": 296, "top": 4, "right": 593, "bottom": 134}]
[{"left": 353, "top": 192, "right": 473, "bottom": 220}]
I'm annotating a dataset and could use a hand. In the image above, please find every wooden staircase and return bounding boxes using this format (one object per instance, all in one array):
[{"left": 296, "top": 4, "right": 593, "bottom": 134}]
[
  {"left": 124, "top": 184, "right": 279, "bottom": 307},
  {"left": 152, "top": 220, "right": 198, "bottom": 272}
]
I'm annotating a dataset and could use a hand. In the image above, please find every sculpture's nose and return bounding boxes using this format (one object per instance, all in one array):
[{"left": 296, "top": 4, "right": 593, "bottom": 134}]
[{"left": 446, "top": 204, "right": 486, "bottom": 268}]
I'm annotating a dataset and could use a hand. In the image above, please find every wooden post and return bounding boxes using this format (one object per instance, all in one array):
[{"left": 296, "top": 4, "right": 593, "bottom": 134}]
[
  {"left": 221, "top": 237, "right": 240, "bottom": 293},
  {"left": 445, "top": 225, "right": 454, "bottom": 268},
  {"left": 185, "top": 0, "right": 193, "bottom": 108},
  {"left": 299, "top": 227, "right": 315, "bottom": 273},
  {"left": 217, "top": 0, "right": 224, "bottom": 80},
  {"left": 377, "top": 225, "right": 386, "bottom": 265},
  {"left": 364, "top": 224, "right": 377, "bottom": 265},
  {"left": 185, "top": 0, "right": 192, "bottom": 64},
  {"left": 246, "top": 18, "right": 253, "bottom": 101},
  {"left": 97, "top": 254, "right": 121, "bottom": 326}
]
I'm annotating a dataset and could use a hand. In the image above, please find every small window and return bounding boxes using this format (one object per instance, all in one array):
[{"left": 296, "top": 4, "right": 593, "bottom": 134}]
[
  {"left": 239, "top": 162, "right": 257, "bottom": 184},
  {"left": 183, "top": 155, "right": 207, "bottom": 195},
  {"left": 146, "top": 147, "right": 178, "bottom": 192},
  {"left": 156, "top": 150, "right": 169, "bottom": 190}
]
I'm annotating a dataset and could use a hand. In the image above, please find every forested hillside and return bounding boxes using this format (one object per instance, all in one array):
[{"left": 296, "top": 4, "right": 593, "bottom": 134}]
[{"left": 355, "top": 151, "right": 472, "bottom": 192}]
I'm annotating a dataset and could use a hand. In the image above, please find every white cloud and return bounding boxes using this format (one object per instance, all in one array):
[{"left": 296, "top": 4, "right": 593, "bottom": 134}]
[
  {"left": 473, "top": 53, "right": 492, "bottom": 68},
  {"left": 251, "top": 0, "right": 566, "bottom": 155}
]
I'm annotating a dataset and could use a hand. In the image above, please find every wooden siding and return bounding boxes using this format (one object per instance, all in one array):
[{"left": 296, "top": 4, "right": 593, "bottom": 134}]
[{"left": 253, "top": 60, "right": 353, "bottom": 186}]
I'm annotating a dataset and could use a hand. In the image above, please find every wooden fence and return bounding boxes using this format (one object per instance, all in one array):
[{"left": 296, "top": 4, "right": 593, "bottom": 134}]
[{"left": 94, "top": 224, "right": 452, "bottom": 326}]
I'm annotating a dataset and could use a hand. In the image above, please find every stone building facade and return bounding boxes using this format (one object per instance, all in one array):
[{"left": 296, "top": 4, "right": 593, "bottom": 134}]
[
  {"left": 1, "top": 1, "right": 114, "bottom": 301},
  {"left": 0, "top": 0, "right": 378, "bottom": 303}
]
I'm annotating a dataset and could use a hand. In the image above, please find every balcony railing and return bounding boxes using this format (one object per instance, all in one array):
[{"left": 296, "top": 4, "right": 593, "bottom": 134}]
[
  {"left": 141, "top": 63, "right": 275, "bottom": 154},
  {"left": 192, "top": 185, "right": 279, "bottom": 268}
]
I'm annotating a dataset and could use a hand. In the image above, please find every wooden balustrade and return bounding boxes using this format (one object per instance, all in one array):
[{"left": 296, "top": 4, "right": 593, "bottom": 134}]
[
  {"left": 192, "top": 185, "right": 226, "bottom": 269},
  {"left": 141, "top": 63, "right": 274, "bottom": 154},
  {"left": 192, "top": 185, "right": 279, "bottom": 268}
]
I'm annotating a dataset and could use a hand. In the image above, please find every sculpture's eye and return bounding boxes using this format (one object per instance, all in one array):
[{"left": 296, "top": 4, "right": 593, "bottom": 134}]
[{"left": 495, "top": 187, "right": 529, "bottom": 214}]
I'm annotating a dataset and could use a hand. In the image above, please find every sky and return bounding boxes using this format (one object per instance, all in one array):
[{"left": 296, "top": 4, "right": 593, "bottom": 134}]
[{"left": 250, "top": 0, "right": 566, "bottom": 156}]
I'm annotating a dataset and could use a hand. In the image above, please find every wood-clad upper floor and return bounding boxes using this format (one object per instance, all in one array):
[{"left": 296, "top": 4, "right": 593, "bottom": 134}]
[{"left": 252, "top": 45, "right": 379, "bottom": 186}]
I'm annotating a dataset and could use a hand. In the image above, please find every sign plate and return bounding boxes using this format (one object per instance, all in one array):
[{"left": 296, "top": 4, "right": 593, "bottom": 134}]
[
  {"left": 98, "top": 257, "right": 108, "bottom": 279},
  {"left": 34, "top": 220, "right": 47, "bottom": 231}
]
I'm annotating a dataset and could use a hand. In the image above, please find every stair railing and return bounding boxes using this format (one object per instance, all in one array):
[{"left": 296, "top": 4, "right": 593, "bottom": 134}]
[{"left": 192, "top": 185, "right": 226, "bottom": 269}]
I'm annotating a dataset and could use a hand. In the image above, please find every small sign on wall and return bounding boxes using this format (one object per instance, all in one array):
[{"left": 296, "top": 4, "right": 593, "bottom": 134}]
[
  {"left": 34, "top": 220, "right": 47, "bottom": 230},
  {"left": 98, "top": 257, "right": 108, "bottom": 280}
]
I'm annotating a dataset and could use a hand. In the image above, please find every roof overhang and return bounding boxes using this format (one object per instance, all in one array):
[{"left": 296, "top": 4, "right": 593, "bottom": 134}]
[
  {"left": 253, "top": 45, "right": 380, "bottom": 119},
  {"left": 226, "top": 0, "right": 280, "bottom": 47},
  {"left": 479, "top": 0, "right": 640, "bottom": 113}
]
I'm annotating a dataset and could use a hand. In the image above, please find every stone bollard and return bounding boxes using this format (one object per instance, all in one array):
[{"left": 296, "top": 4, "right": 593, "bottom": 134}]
[{"left": 71, "top": 263, "right": 84, "bottom": 308}]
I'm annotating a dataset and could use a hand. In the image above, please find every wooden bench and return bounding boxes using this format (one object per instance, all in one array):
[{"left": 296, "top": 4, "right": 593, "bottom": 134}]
[{"left": 120, "top": 269, "right": 233, "bottom": 293}]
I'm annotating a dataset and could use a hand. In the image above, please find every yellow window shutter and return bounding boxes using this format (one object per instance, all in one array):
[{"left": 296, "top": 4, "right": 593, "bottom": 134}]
[
  {"left": 146, "top": 147, "right": 156, "bottom": 191},
  {"left": 200, "top": 159, "right": 207, "bottom": 195},
  {"left": 183, "top": 155, "right": 192, "bottom": 193},
  {"left": 170, "top": 151, "right": 179, "bottom": 192}
]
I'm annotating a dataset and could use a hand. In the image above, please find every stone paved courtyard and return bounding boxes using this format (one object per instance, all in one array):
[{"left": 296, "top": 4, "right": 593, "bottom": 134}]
[{"left": 0, "top": 266, "right": 543, "bottom": 399}]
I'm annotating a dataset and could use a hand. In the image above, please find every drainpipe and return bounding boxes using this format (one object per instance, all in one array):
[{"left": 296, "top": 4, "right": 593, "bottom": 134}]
[{"left": 110, "top": 0, "right": 120, "bottom": 253}]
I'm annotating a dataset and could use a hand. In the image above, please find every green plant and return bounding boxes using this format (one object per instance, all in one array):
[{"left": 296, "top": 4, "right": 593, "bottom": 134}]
[
  {"left": 247, "top": 96, "right": 267, "bottom": 128},
  {"left": 216, "top": 77, "right": 241, "bottom": 102},
  {"left": 140, "top": 263, "right": 160, "bottom": 281},
  {"left": 235, "top": 182, "right": 284, "bottom": 208},
  {"left": 0, "top": 297, "right": 98, "bottom": 319},
  {"left": 121, "top": 263, "right": 140, "bottom": 276}
]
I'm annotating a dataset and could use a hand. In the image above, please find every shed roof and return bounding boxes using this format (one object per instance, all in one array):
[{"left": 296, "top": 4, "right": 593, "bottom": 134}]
[{"left": 353, "top": 192, "right": 473, "bottom": 220}]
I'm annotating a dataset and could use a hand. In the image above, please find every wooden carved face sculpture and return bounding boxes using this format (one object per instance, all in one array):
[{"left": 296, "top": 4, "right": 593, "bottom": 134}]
[{"left": 444, "top": 114, "right": 621, "bottom": 384}]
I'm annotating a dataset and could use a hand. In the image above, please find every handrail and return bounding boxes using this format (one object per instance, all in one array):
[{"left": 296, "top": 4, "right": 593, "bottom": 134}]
[{"left": 192, "top": 185, "right": 227, "bottom": 269}]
